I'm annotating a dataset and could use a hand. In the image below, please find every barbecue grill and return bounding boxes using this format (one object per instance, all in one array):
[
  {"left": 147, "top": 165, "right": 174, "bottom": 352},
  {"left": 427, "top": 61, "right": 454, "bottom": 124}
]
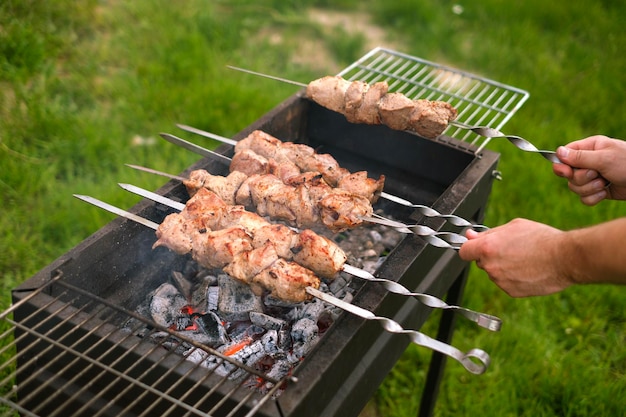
[{"left": 1, "top": 47, "right": 528, "bottom": 417}]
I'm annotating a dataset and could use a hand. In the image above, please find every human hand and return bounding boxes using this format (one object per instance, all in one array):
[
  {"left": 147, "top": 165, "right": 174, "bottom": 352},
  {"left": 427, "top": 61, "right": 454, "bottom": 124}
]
[
  {"left": 458, "top": 218, "right": 574, "bottom": 297},
  {"left": 552, "top": 135, "right": 626, "bottom": 205}
]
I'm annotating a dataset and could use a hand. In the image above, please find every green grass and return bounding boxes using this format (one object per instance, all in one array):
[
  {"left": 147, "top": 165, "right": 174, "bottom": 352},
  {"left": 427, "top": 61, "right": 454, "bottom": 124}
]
[{"left": 1, "top": 1, "right": 624, "bottom": 416}]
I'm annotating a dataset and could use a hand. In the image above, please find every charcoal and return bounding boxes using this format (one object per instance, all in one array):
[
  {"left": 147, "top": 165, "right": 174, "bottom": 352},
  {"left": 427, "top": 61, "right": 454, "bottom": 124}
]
[
  {"left": 217, "top": 274, "right": 264, "bottom": 321},
  {"left": 149, "top": 283, "right": 189, "bottom": 328},
  {"left": 195, "top": 312, "right": 228, "bottom": 346},
  {"left": 261, "top": 330, "right": 280, "bottom": 354},
  {"left": 206, "top": 286, "right": 219, "bottom": 311},
  {"left": 249, "top": 311, "right": 286, "bottom": 331}
]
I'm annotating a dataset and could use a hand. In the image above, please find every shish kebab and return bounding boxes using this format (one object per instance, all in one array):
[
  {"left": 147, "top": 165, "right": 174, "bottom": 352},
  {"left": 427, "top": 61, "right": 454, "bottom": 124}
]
[
  {"left": 118, "top": 182, "right": 501, "bottom": 332},
  {"left": 127, "top": 163, "right": 466, "bottom": 248},
  {"left": 72, "top": 191, "right": 492, "bottom": 374},
  {"left": 165, "top": 128, "right": 488, "bottom": 231},
  {"left": 225, "top": 67, "right": 458, "bottom": 140},
  {"left": 225, "top": 66, "right": 562, "bottom": 162}
]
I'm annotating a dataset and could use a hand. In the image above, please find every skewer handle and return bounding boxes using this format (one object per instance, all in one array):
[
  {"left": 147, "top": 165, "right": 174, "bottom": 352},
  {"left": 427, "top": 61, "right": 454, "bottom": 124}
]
[
  {"left": 379, "top": 192, "right": 489, "bottom": 231},
  {"left": 451, "top": 121, "right": 561, "bottom": 162},
  {"left": 343, "top": 265, "right": 502, "bottom": 332}
]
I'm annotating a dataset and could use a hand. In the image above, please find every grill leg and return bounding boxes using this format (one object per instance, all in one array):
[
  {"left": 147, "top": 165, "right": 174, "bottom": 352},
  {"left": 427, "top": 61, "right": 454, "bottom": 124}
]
[{"left": 417, "top": 265, "right": 469, "bottom": 417}]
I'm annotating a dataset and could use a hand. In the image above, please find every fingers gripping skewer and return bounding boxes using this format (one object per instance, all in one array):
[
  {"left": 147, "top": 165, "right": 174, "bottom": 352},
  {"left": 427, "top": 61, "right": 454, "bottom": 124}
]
[
  {"left": 72, "top": 193, "right": 492, "bottom": 374},
  {"left": 125, "top": 163, "right": 469, "bottom": 250},
  {"left": 168, "top": 126, "right": 488, "bottom": 231},
  {"left": 118, "top": 182, "right": 501, "bottom": 332}
]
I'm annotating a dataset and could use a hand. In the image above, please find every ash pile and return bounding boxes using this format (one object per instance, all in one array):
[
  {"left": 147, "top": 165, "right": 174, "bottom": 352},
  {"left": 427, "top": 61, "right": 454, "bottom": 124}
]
[{"left": 123, "top": 217, "right": 402, "bottom": 393}]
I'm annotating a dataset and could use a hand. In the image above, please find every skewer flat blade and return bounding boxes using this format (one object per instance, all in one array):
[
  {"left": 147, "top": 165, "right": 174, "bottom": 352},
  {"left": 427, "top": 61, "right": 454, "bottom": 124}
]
[
  {"left": 118, "top": 183, "right": 185, "bottom": 211},
  {"left": 125, "top": 164, "right": 187, "bottom": 182},
  {"left": 175, "top": 125, "right": 238, "bottom": 146},
  {"left": 73, "top": 194, "right": 159, "bottom": 230},
  {"left": 226, "top": 66, "right": 307, "bottom": 88},
  {"left": 160, "top": 133, "right": 233, "bottom": 165}
]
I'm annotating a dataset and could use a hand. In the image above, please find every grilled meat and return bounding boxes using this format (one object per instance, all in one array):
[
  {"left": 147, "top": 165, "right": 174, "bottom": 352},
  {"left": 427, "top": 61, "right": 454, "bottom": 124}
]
[
  {"left": 234, "top": 130, "right": 385, "bottom": 203},
  {"left": 154, "top": 188, "right": 350, "bottom": 302},
  {"left": 306, "top": 75, "right": 457, "bottom": 139},
  {"left": 183, "top": 166, "right": 372, "bottom": 232}
]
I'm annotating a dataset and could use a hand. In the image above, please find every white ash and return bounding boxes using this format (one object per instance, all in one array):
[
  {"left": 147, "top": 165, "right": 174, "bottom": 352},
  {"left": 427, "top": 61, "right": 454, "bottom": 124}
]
[{"left": 149, "top": 283, "right": 189, "bottom": 328}]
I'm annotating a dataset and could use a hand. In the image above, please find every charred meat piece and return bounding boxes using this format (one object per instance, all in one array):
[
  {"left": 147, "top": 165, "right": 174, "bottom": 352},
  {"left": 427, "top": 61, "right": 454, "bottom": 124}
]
[
  {"left": 223, "top": 244, "right": 279, "bottom": 285},
  {"left": 252, "top": 224, "right": 299, "bottom": 260}
]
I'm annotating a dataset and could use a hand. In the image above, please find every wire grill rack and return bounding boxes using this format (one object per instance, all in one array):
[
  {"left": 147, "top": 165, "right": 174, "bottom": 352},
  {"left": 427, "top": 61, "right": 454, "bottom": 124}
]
[
  {"left": 1, "top": 271, "right": 283, "bottom": 417},
  {"left": 338, "top": 47, "right": 529, "bottom": 150}
]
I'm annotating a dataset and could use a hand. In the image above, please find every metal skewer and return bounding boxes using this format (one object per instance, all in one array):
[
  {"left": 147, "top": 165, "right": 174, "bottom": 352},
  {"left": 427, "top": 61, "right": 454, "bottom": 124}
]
[
  {"left": 225, "top": 65, "right": 561, "bottom": 163},
  {"left": 73, "top": 193, "right": 491, "bottom": 374},
  {"left": 451, "top": 121, "right": 561, "bottom": 162},
  {"left": 168, "top": 127, "right": 488, "bottom": 231},
  {"left": 117, "top": 183, "right": 501, "bottom": 332},
  {"left": 124, "top": 164, "right": 468, "bottom": 249}
]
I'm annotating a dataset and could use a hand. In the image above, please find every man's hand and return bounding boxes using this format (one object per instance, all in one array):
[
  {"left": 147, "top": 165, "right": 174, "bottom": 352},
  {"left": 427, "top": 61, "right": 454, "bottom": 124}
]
[
  {"left": 553, "top": 135, "right": 626, "bottom": 205},
  {"left": 459, "top": 219, "right": 574, "bottom": 297}
]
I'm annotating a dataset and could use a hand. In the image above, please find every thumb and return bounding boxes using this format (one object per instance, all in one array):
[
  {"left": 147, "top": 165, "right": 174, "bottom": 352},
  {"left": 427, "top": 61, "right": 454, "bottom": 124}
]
[{"left": 557, "top": 146, "right": 602, "bottom": 170}]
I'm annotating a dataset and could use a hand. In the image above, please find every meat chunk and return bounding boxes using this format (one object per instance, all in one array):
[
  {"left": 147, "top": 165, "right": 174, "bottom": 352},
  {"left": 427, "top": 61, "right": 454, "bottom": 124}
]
[
  {"left": 292, "top": 229, "right": 347, "bottom": 279},
  {"left": 337, "top": 171, "right": 385, "bottom": 203},
  {"left": 239, "top": 174, "right": 298, "bottom": 223},
  {"left": 223, "top": 244, "right": 279, "bottom": 284},
  {"left": 377, "top": 92, "right": 416, "bottom": 131},
  {"left": 267, "top": 158, "right": 302, "bottom": 182},
  {"left": 235, "top": 130, "right": 282, "bottom": 160},
  {"left": 353, "top": 81, "right": 388, "bottom": 125},
  {"left": 252, "top": 258, "right": 320, "bottom": 303},
  {"left": 292, "top": 152, "right": 349, "bottom": 187},
  {"left": 153, "top": 213, "right": 192, "bottom": 254},
  {"left": 191, "top": 226, "right": 253, "bottom": 269},
  {"left": 344, "top": 80, "right": 369, "bottom": 123},
  {"left": 408, "top": 99, "right": 458, "bottom": 139},
  {"left": 230, "top": 149, "right": 269, "bottom": 178},
  {"left": 252, "top": 224, "right": 298, "bottom": 260},
  {"left": 318, "top": 190, "right": 374, "bottom": 232},
  {"left": 184, "top": 170, "right": 247, "bottom": 205},
  {"left": 306, "top": 75, "right": 351, "bottom": 113}
]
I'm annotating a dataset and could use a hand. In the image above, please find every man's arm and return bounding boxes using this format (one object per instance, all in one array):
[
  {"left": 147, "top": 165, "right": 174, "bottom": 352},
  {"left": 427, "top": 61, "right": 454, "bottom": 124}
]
[{"left": 459, "top": 217, "right": 626, "bottom": 297}]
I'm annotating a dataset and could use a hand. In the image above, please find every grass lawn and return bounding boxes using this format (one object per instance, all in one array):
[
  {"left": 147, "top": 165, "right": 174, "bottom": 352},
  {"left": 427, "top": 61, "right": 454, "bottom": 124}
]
[{"left": 1, "top": 1, "right": 624, "bottom": 416}]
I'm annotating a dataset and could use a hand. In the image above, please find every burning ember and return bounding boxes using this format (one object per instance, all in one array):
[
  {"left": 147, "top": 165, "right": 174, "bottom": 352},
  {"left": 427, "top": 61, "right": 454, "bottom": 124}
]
[{"left": 123, "top": 215, "right": 403, "bottom": 394}]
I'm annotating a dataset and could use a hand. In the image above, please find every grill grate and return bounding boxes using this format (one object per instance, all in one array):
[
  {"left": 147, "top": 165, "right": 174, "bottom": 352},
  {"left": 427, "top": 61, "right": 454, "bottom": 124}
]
[
  {"left": 1, "top": 271, "right": 284, "bottom": 417},
  {"left": 338, "top": 47, "right": 529, "bottom": 150}
]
